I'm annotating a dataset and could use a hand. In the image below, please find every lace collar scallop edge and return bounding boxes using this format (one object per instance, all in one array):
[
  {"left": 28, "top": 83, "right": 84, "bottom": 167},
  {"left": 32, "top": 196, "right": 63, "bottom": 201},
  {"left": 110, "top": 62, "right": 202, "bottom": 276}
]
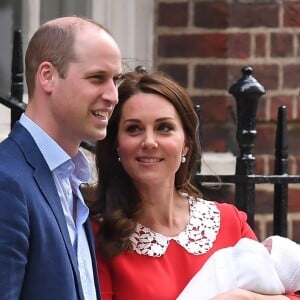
[{"left": 129, "top": 194, "right": 221, "bottom": 257}]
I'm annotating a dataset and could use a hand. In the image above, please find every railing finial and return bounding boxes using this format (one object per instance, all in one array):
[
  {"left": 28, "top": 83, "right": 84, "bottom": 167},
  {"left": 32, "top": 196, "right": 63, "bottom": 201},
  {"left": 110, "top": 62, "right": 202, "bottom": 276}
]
[{"left": 228, "top": 66, "right": 266, "bottom": 226}]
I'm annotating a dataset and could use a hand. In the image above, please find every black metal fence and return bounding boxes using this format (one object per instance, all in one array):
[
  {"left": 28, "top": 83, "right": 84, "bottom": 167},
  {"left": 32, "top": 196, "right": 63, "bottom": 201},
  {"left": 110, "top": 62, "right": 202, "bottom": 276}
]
[
  {"left": 195, "top": 66, "right": 300, "bottom": 237},
  {"left": 1, "top": 30, "right": 300, "bottom": 237}
]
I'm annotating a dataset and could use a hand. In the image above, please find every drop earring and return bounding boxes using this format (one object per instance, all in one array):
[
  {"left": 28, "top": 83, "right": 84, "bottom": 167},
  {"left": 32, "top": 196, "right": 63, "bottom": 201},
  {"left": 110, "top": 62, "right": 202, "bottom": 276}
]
[
  {"left": 181, "top": 155, "right": 186, "bottom": 163},
  {"left": 117, "top": 156, "right": 121, "bottom": 162}
]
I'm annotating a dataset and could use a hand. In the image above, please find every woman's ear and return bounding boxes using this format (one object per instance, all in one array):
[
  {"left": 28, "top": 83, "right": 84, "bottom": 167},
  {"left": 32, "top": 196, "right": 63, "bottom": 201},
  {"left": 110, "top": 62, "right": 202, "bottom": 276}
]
[{"left": 182, "top": 142, "right": 189, "bottom": 157}]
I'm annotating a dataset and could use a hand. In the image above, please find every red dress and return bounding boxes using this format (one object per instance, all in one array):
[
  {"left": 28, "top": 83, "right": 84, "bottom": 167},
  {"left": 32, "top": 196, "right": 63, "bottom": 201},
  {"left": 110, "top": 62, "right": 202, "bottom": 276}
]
[{"left": 94, "top": 195, "right": 299, "bottom": 300}]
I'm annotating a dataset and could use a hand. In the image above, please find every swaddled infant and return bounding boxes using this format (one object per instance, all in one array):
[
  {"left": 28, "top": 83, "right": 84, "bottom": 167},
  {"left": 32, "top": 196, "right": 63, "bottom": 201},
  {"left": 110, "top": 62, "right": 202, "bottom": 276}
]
[{"left": 177, "top": 236, "right": 300, "bottom": 300}]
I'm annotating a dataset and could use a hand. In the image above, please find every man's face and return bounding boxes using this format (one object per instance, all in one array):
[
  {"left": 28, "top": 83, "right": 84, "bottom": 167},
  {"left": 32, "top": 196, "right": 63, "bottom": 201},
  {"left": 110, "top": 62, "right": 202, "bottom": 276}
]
[{"left": 50, "top": 25, "right": 122, "bottom": 153}]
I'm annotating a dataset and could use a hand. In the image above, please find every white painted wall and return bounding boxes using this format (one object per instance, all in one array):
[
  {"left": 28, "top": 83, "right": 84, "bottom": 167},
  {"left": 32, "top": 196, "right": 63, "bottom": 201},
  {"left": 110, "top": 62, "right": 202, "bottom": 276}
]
[{"left": 92, "top": 0, "right": 154, "bottom": 72}]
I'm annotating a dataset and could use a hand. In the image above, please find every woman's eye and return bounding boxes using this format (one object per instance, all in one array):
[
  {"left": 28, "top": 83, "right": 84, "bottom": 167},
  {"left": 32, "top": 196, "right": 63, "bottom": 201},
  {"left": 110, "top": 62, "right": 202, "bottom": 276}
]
[
  {"left": 125, "top": 125, "right": 141, "bottom": 133},
  {"left": 159, "top": 123, "right": 173, "bottom": 132}
]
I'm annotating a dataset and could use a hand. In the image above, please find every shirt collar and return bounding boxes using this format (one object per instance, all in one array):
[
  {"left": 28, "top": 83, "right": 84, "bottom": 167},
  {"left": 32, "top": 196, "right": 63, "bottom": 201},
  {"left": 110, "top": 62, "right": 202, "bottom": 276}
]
[{"left": 19, "top": 113, "right": 91, "bottom": 181}]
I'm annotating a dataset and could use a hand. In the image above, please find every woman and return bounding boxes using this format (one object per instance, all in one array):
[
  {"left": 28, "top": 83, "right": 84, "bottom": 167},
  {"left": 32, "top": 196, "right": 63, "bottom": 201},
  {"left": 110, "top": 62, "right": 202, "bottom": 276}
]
[{"left": 88, "top": 71, "right": 299, "bottom": 299}]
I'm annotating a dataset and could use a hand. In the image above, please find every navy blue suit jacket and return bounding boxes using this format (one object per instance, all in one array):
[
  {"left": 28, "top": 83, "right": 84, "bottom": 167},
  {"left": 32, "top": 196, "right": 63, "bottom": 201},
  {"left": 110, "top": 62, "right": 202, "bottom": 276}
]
[{"left": 0, "top": 122, "right": 101, "bottom": 300}]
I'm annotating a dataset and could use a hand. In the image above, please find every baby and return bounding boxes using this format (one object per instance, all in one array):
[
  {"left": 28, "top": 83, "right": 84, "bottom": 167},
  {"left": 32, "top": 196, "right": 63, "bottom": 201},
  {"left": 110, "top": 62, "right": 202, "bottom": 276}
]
[{"left": 177, "top": 236, "right": 300, "bottom": 299}]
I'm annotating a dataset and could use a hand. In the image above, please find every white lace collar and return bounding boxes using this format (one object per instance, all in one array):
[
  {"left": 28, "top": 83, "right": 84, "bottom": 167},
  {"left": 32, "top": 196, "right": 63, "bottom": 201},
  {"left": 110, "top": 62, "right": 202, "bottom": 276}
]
[{"left": 129, "top": 194, "right": 220, "bottom": 257}]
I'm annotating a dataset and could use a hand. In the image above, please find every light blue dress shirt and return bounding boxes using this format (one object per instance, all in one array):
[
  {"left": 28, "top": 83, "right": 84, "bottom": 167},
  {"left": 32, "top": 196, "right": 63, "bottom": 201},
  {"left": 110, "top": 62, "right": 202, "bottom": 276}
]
[{"left": 19, "top": 114, "right": 97, "bottom": 300}]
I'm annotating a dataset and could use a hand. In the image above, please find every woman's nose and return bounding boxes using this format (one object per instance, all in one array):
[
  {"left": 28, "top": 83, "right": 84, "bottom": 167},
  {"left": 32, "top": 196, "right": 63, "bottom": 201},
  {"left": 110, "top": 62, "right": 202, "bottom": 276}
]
[{"left": 141, "top": 133, "right": 158, "bottom": 149}]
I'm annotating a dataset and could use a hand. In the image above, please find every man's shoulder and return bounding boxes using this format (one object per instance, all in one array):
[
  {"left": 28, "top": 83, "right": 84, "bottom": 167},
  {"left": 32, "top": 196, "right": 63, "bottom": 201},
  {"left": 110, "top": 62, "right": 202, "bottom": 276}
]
[
  {"left": 0, "top": 147, "right": 27, "bottom": 178},
  {"left": 0, "top": 134, "right": 33, "bottom": 175},
  {"left": 0, "top": 136, "right": 19, "bottom": 159}
]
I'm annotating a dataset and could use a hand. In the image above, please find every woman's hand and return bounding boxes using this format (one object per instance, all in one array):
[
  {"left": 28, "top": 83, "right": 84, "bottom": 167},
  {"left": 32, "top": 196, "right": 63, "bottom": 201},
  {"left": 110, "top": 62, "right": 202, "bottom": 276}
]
[{"left": 210, "top": 288, "right": 290, "bottom": 300}]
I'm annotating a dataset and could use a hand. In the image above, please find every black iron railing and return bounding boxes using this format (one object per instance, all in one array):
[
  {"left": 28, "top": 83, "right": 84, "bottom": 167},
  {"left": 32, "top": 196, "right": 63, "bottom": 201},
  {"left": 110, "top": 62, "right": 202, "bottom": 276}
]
[{"left": 195, "top": 67, "right": 300, "bottom": 236}]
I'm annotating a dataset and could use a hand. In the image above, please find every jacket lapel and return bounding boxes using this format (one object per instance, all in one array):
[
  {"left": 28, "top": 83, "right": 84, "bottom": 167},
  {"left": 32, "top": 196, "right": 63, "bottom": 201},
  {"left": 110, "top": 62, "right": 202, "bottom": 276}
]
[{"left": 9, "top": 123, "right": 85, "bottom": 299}]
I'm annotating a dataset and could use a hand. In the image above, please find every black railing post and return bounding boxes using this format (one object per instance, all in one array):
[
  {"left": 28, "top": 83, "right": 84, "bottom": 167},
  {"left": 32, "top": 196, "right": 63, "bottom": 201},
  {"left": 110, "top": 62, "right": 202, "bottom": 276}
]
[
  {"left": 273, "top": 106, "right": 288, "bottom": 236},
  {"left": 229, "top": 66, "right": 265, "bottom": 228},
  {"left": 10, "top": 29, "right": 24, "bottom": 129}
]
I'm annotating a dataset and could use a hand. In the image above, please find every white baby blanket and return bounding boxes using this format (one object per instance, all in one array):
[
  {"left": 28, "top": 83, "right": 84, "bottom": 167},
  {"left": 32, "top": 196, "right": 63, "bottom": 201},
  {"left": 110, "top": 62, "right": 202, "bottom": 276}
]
[{"left": 177, "top": 236, "right": 300, "bottom": 300}]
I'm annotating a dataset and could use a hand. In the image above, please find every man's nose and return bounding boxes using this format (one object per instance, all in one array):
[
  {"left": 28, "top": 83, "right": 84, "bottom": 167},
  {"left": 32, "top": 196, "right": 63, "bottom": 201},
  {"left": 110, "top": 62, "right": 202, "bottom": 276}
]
[{"left": 101, "top": 79, "right": 119, "bottom": 105}]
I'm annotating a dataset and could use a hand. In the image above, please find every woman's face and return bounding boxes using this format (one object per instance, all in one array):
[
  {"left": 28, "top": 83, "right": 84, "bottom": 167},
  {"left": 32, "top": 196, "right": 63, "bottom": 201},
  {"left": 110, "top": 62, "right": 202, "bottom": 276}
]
[{"left": 117, "top": 92, "right": 188, "bottom": 188}]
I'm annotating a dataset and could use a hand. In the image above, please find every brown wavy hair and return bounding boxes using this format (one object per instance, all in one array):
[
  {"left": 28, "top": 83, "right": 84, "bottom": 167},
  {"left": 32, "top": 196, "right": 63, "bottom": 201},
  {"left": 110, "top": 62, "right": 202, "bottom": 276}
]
[{"left": 89, "top": 71, "right": 202, "bottom": 258}]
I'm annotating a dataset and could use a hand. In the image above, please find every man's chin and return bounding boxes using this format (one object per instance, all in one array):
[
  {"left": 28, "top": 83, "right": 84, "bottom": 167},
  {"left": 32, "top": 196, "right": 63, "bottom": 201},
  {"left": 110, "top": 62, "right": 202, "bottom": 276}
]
[
  {"left": 83, "top": 128, "right": 108, "bottom": 143},
  {"left": 95, "top": 130, "right": 107, "bottom": 141}
]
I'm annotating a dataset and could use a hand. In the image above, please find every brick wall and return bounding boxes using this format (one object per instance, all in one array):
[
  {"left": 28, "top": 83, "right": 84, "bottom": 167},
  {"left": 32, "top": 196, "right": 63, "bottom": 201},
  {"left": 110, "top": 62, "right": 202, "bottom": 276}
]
[{"left": 154, "top": 0, "right": 300, "bottom": 242}]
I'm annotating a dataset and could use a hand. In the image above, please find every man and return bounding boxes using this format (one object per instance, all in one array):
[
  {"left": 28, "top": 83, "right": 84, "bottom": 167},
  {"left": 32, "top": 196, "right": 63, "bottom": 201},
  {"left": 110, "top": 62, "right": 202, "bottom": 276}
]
[{"left": 0, "top": 16, "right": 122, "bottom": 299}]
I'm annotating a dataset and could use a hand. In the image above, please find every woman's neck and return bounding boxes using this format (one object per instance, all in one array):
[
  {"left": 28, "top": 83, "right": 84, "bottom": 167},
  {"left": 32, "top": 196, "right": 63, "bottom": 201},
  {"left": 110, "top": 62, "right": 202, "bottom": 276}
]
[{"left": 136, "top": 188, "right": 190, "bottom": 236}]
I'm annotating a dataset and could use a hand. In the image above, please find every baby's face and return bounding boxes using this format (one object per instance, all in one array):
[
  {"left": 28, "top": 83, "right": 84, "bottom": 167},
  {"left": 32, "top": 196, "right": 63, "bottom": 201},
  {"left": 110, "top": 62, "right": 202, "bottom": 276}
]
[{"left": 262, "top": 238, "right": 272, "bottom": 253}]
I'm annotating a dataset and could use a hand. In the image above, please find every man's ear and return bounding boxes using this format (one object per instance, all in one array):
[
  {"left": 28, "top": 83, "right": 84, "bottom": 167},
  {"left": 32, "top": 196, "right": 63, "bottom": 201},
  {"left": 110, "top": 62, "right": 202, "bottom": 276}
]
[{"left": 37, "top": 61, "right": 56, "bottom": 94}]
